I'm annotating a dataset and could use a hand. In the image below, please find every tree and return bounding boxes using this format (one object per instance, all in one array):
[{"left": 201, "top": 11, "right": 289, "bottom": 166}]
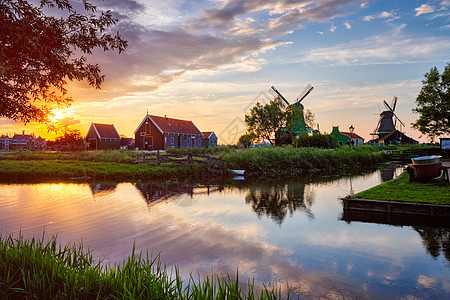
[
  {"left": 55, "top": 128, "right": 85, "bottom": 151},
  {"left": 412, "top": 63, "right": 450, "bottom": 142},
  {"left": 0, "top": 0, "right": 127, "bottom": 125},
  {"left": 244, "top": 98, "right": 286, "bottom": 145},
  {"left": 238, "top": 132, "right": 256, "bottom": 148}
]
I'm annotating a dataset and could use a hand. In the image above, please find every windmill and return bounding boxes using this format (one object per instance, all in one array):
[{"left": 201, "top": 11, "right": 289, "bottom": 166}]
[
  {"left": 268, "top": 84, "right": 314, "bottom": 140},
  {"left": 372, "top": 96, "right": 406, "bottom": 139}
]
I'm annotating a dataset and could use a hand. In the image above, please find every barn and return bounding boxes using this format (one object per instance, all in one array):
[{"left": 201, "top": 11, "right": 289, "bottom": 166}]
[
  {"left": 85, "top": 123, "right": 121, "bottom": 150},
  {"left": 134, "top": 114, "right": 202, "bottom": 151}
]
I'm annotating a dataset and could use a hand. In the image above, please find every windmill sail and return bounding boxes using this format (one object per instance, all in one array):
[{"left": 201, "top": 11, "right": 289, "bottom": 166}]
[
  {"left": 268, "top": 86, "right": 290, "bottom": 106},
  {"left": 295, "top": 84, "right": 314, "bottom": 104}
]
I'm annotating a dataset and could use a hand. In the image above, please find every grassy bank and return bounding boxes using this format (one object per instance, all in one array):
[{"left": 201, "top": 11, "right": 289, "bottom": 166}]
[
  {"left": 0, "top": 146, "right": 386, "bottom": 180},
  {"left": 351, "top": 172, "right": 450, "bottom": 205},
  {"left": 0, "top": 233, "right": 289, "bottom": 299},
  {"left": 0, "top": 160, "right": 204, "bottom": 181}
]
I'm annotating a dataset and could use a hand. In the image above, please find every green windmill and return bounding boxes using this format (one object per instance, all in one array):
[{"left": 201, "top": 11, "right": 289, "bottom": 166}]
[{"left": 269, "top": 84, "right": 314, "bottom": 145}]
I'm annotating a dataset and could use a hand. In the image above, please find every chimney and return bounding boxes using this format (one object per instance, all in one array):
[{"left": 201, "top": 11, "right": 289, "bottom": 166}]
[{"left": 22, "top": 130, "right": 25, "bottom": 135}]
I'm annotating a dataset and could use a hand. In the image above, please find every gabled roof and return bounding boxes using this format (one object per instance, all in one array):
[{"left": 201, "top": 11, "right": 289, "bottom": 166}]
[
  {"left": 90, "top": 123, "right": 120, "bottom": 139},
  {"left": 135, "top": 115, "right": 202, "bottom": 135},
  {"left": 202, "top": 131, "right": 213, "bottom": 139},
  {"left": 12, "top": 134, "right": 36, "bottom": 143},
  {"left": 341, "top": 131, "right": 364, "bottom": 140}
]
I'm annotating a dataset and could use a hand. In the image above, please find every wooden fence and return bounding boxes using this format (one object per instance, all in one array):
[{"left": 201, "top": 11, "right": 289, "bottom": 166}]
[{"left": 132, "top": 151, "right": 225, "bottom": 175}]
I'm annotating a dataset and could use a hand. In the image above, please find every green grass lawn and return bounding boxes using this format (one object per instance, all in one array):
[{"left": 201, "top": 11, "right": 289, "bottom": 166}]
[{"left": 352, "top": 172, "right": 450, "bottom": 205}]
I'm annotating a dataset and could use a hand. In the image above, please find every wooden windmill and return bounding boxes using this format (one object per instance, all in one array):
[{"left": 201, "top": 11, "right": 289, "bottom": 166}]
[
  {"left": 268, "top": 84, "right": 314, "bottom": 135},
  {"left": 372, "top": 96, "right": 405, "bottom": 139}
]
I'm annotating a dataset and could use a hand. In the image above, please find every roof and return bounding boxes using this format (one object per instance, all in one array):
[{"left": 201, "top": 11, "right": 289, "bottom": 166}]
[
  {"left": 202, "top": 131, "right": 213, "bottom": 139},
  {"left": 135, "top": 115, "right": 202, "bottom": 135},
  {"left": 91, "top": 123, "right": 120, "bottom": 139},
  {"left": 12, "top": 134, "right": 36, "bottom": 142},
  {"left": 341, "top": 131, "right": 364, "bottom": 140}
]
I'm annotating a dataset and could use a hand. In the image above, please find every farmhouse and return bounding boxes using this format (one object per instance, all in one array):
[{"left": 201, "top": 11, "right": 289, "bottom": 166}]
[
  {"left": 10, "top": 132, "right": 36, "bottom": 150},
  {"left": 134, "top": 114, "right": 202, "bottom": 150},
  {"left": 341, "top": 131, "right": 364, "bottom": 146},
  {"left": 85, "top": 123, "right": 121, "bottom": 150},
  {"left": 202, "top": 131, "right": 218, "bottom": 148}
]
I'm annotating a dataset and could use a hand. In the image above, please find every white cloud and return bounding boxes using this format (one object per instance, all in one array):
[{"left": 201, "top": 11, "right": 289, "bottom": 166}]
[
  {"left": 329, "top": 24, "right": 337, "bottom": 32},
  {"left": 298, "top": 25, "right": 450, "bottom": 66},
  {"left": 415, "top": 4, "right": 436, "bottom": 16},
  {"left": 344, "top": 21, "right": 352, "bottom": 29},
  {"left": 364, "top": 11, "right": 398, "bottom": 22}
]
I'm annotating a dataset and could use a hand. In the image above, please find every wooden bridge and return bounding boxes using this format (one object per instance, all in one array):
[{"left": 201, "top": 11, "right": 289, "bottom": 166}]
[{"left": 132, "top": 151, "right": 225, "bottom": 175}]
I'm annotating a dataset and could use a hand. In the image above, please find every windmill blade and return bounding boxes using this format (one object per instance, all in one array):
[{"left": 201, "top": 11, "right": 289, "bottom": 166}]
[
  {"left": 392, "top": 96, "right": 397, "bottom": 111},
  {"left": 268, "top": 86, "right": 278, "bottom": 98},
  {"left": 392, "top": 113, "right": 405, "bottom": 127},
  {"left": 269, "top": 85, "right": 290, "bottom": 106},
  {"left": 383, "top": 100, "right": 394, "bottom": 112},
  {"left": 295, "top": 83, "right": 314, "bottom": 103}
]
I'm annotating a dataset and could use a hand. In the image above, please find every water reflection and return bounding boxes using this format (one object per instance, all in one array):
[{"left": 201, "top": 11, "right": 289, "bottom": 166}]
[
  {"left": 89, "top": 183, "right": 118, "bottom": 196},
  {"left": 342, "top": 210, "right": 450, "bottom": 265},
  {"left": 134, "top": 182, "right": 224, "bottom": 206},
  {"left": 415, "top": 228, "right": 450, "bottom": 263},
  {"left": 379, "top": 163, "right": 404, "bottom": 182},
  {"left": 244, "top": 182, "right": 315, "bottom": 224},
  {"left": 1, "top": 168, "right": 449, "bottom": 299}
]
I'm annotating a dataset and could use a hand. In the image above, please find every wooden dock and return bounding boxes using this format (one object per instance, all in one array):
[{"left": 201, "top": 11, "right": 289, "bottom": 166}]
[{"left": 341, "top": 198, "right": 450, "bottom": 217}]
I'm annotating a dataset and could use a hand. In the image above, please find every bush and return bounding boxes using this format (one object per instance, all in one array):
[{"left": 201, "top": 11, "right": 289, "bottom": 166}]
[{"left": 294, "top": 133, "right": 338, "bottom": 149}]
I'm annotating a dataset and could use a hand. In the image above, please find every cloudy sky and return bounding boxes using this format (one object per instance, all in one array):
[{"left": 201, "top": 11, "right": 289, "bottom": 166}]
[{"left": 2, "top": 0, "right": 450, "bottom": 143}]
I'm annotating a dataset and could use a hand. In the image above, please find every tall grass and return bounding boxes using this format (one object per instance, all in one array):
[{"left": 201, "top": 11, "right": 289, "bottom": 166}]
[
  {"left": 221, "top": 146, "right": 386, "bottom": 176},
  {"left": 0, "top": 233, "right": 290, "bottom": 299}
]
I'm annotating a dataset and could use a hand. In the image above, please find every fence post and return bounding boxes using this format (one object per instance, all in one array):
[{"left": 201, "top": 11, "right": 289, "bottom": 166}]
[
  {"left": 157, "top": 150, "right": 160, "bottom": 166},
  {"left": 188, "top": 153, "right": 193, "bottom": 168}
]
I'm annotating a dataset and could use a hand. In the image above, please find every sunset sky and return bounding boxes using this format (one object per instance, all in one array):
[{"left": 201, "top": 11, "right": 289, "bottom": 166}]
[{"left": 2, "top": 0, "right": 450, "bottom": 143}]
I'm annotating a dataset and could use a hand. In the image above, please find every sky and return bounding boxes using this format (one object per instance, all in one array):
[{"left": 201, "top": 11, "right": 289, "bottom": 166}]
[{"left": 2, "top": 0, "right": 450, "bottom": 144}]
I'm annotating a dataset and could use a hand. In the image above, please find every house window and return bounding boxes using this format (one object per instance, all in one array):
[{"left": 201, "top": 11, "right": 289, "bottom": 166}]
[
  {"left": 140, "top": 132, "right": 146, "bottom": 136},
  {"left": 165, "top": 136, "right": 167, "bottom": 143},
  {"left": 171, "top": 137, "right": 174, "bottom": 145}
]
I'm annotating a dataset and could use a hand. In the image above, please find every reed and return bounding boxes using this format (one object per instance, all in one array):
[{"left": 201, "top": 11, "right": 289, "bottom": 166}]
[
  {"left": 0, "top": 233, "right": 290, "bottom": 299},
  {"left": 220, "top": 146, "right": 386, "bottom": 176}
]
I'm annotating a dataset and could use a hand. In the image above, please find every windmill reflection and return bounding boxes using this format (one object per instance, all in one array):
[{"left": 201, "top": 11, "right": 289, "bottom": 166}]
[
  {"left": 89, "top": 183, "right": 118, "bottom": 197},
  {"left": 245, "top": 182, "right": 315, "bottom": 224}
]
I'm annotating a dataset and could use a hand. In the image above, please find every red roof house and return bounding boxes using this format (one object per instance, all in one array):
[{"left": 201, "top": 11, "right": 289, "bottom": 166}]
[
  {"left": 134, "top": 114, "right": 202, "bottom": 150},
  {"left": 341, "top": 131, "right": 365, "bottom": 146},
  {"left": 85, "top": 123, "right": 121, "bottom": 150}
]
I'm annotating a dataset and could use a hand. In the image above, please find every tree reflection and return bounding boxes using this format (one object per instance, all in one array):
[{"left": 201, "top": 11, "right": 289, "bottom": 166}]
[
  {"left": 414, "top": 227, "right": 450, "bottom": 263},
  {"left": 341, "top": 210, "right": 450, "bottom": 265},
  {"left": 245, "top": 182, "right": 315, "bottom": 225}
]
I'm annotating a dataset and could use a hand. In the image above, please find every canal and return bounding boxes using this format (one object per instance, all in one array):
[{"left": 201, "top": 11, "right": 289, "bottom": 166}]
[{"left": 1, "top": 165, "right": 449, "bottom": 299}]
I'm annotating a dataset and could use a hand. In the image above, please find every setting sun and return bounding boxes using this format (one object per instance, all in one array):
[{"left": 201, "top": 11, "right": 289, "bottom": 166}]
[{"left": 48, "top": 107, "right": 75, "bottom": 123}]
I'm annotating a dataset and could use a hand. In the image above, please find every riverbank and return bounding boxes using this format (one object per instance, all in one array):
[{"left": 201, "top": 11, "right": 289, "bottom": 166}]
[
  {"left": 0, "top": 147, "right": 386, "bottom": 180},
  {"left": 350, "top": 166, "right": 450, "bottom": 205},
  {"left": 0, "top": 233, "right": 287, "bottom": 299}
]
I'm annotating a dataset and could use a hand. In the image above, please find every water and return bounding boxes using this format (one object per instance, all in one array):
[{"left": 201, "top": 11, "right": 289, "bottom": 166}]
[{"left": 1, "top": 165, "right": 449, "bottom": 299}]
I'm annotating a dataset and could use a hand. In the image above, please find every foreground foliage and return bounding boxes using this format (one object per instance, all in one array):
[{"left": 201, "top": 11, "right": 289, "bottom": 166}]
[
  {"left": 0, "top": 233, "right": 290, "bottom": 299},
  {"left": 352, "top": 172, "right": 450, "bottom": 205},
  {"left": 0, "top": 0, "right": 127, "bottom": 124}
]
